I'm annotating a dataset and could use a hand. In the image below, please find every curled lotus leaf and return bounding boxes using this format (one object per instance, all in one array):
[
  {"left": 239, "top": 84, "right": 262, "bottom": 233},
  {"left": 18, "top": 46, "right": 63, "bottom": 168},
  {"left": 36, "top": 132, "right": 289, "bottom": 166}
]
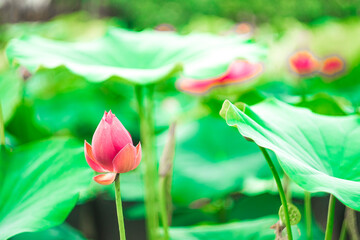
[{"left": 220, "top": 98, "right": 360, "bottom": 211}]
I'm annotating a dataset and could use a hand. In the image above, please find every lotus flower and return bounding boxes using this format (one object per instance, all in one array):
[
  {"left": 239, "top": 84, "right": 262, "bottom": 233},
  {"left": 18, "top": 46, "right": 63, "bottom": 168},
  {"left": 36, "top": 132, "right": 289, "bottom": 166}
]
[
  {"left": 233, "top": 22, "right": 254, "bottom": 37},
  {"left": 177, "top": 60, "right": 263, "bottom": 94},
  {"left": 320, "top": 56, "right": 345, "bottom": 77},
  {"left": 288, "top": 50, "right": 320, "bottom": 76},
  {"left": 84, "top": 110, "right": 141, "bottom": 185}
]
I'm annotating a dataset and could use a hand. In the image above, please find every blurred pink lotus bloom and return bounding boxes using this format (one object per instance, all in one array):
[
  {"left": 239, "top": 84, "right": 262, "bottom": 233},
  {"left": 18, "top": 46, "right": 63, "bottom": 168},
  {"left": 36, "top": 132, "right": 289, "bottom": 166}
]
[
  {"left": 177, "top": 60, "right": 263, "bottom": 94},
  {"left": 289, "top": 50, "right": 320, "bottom": 76},
  {"left": 155, "top": 23, "right": 176, "bottom": 32},
  {"left": 234, "top": 22, "right": 254, "bottom": 37},
  {"left": 320, "top": 56, "right": 345, "bottom": 77},
  {"left": 84, "top": 110, "right": 141, "bottom": 185}
]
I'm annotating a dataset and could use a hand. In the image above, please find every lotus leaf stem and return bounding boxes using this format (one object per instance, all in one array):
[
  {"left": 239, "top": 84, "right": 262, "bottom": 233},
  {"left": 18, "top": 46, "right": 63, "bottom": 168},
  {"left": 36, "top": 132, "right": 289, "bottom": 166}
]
[
  {"left": 0, "top": 103, "right": 5, "bottom": 145},
  {"left": 325, "top": 194, "right": 336, "bottom": 240},
  {"left": 135, "top": 85, "right": 159, "bottom": 240},
  {"left": 305, "top": 191, "right": 312, "bottom": 240},
  {"left": 259, "top": 146, "right": 293, "bottom": 240}
]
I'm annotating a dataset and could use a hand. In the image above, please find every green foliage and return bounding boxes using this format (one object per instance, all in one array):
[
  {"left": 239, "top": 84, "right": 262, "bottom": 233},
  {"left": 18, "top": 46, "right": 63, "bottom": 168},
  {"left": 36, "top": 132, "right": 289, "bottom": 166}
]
[
  {"left": 181, "top": 15, "right": 235, "bottom": 34},
  {"left": 0, "top": 70, "right": 23, "bottom": 123},
  {"left": 260, "top": 18, "right": 360, "bottom": 107},
  {"left": 0, "top": 138, "right": 92, "bottom": 239},
  {"left": 168, "top": 194, "right": 324, "bottom": 239},
  {"left": 169, "top": 216, "right": 277, "bottom": 240},
  {"left": 157, "top": 115, "right": 283, "bottom": 205},
  {"left": 0, "top": 12, "right": 117, "bottom": 72},
  {"left": 295, "top": 93, "right": 348, "bottom": 116},
  {"left": 6, "top": 28, "right": 264, "bottom": 85},
  {"left": 3, "top": 9, "right": 360, "bottom": 240},
  {"left": 11, "top": 223, "right": 86, "bottom": 240},
  {"left": 26, "top": 68, "right": 139, "bottom": 141},
  {"left": 2, "top": 11, "right": 117, "bottom": 42},
  {"left": 221, "top": 98, "right": 360, "bottom": 210},
  {"left": 112, "top": 0, "right": 360, "bottom": 30},
  {"left": 5, "top": 101, "right": 52, "bottom": 144}
]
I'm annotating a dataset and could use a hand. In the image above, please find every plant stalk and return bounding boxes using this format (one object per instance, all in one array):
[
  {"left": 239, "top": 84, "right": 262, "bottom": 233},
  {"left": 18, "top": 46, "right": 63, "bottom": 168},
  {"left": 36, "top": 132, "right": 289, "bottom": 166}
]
[
  {"left": 325, "top": 194, "right": 336, "bottom": 240},
  {"left": 158, "top": 122, "right": 176, "bottom": 240},
  {"left": 135, "top": 85, "right": 159, "bottom": 240},
  {"left": 345, "top": 207, "right": 359, "bottom": 240},
  {"left": 259, "top": 146, "right": 292, "bottom": 240},
  {"left": 284, "top": 174, "right": 292, "bottom": 203},
  {"left": 114, "top": 175, "right": 126, "bottom": 240},
  {"left": 304, "top": 191, "right": 312, "bottom": 240},
  {"left": 159, "top": 177, "right": 170, "bottom": 240},
  {"left": 298, "top": 77, "right": 307, "bottom": 103},
  {"left": 339, "top": 219, "right": 347, "bottom": 240},
  {"left": 0, "top": 103, "right": 5, "bottom": 145}
]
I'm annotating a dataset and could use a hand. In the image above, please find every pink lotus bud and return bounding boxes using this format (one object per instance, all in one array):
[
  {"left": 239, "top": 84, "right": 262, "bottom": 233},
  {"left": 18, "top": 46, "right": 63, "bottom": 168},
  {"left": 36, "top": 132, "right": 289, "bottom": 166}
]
[
  {"left": 289, "top": 50, "right": 320, "bottom": 76},
  {"left": 84, "top": 110, "right": 141, "bottom": 185}
]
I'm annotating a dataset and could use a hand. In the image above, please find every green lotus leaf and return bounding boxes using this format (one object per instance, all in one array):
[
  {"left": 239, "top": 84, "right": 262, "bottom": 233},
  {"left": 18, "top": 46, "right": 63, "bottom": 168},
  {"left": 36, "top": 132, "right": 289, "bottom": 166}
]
[
  {"left": 5, "top": 101, "right": 52, "bottom": 144},
  {"left": 0, "top": 138, "right": 92, "bottom": 239},
  {"left": 0, "top": 70, "right": 23, "bottom": 123},
  {"left": 156, "top": 115, "right": 308, "bottom": 206},
  {"left": 11, "top": 223, "right": 86, "bottom": 240},
  {"left": 226, "top": 193, "right": 323, "bottom": 240},
  {"left": 126, "top": 194, "right": 324, "bottom": 239},
  {"left": 31, "top": 81, "right": 139, "bottom": 140},
  {"left": 10, "top": 67, "right": 138, "bottom": 142},
  {"left": 294, "top": 93, "right": 348, "bottom": 116},
  {"left": 169, "top": 214, "right": 322, "bottom": 240},
  {"left": 169, "top": 213, "right": 320, "bottom": 240},
  {"left": 6, "top": 27, "right": 264, "bottom": 85},
  {"left": 256, "top": 81, "right": 350, "bottom": 115},
  {"left": 220, "top": 98, "right": 360, "bottom": 210},
  {"left": 169, "top": 216, "right": 277, "bottom": 240},
  {"left": 126, "top": 193, "right": 281, "bottom": 224}
]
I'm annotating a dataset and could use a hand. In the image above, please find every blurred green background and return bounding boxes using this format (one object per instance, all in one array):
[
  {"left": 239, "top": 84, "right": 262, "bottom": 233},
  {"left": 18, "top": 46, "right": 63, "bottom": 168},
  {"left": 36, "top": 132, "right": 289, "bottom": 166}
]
[
  {"left": 1, "top": 0, "right": 360, "bottom": 28},
  {"left": 1, "top": 1, "right": 360, "bottom": 240}
]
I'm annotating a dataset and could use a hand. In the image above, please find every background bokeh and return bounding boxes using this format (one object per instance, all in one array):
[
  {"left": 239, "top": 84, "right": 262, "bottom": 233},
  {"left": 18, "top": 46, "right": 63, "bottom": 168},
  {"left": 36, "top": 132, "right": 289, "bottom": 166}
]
[{"left": 1, "top": 1, "right": 360, "bottom": 240}]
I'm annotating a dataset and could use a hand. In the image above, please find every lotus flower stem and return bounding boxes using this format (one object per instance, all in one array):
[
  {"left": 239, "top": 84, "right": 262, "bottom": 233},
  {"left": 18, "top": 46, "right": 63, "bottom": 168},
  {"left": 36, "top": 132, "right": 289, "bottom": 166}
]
[
  {"left": 135, "top": 85, "right": 159, "bottom": 240},
  {"left": 0, "top": 103, "right": 5, "bottom": 145},
  {"left": 259, "top": 146, "right": 293, "bottom": 240},
  {"left": 304, "top": 191, "right": 312, "bottom": 240},
  {"left": 114, "top": 175, "right": 126, "bottom": 240},
  {"left": 325, "top": 194, "right": 336, "bottom": 240}
]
